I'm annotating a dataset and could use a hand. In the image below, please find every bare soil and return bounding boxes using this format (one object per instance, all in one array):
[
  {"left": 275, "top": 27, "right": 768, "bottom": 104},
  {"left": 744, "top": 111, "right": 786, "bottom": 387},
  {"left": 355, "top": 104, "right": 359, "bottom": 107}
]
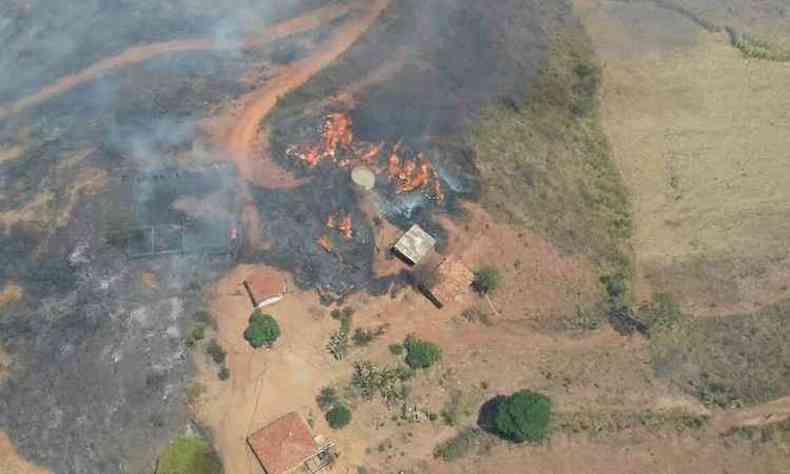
[{"left": 0, "top": 433, "right": 51, "bottom": 474}]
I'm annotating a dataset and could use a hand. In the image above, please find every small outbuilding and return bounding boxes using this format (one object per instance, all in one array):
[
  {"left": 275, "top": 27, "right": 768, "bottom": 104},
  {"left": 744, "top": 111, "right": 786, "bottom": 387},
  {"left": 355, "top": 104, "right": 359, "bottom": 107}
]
[
  {"left": 242, "top": 269, "right": 287, "bottom": 309},
  {"left": 248, "top": 412, "right": 320, "bottom": 474},
  {"left": 392, "top": 224, "right": 435, "bottom": 265}
]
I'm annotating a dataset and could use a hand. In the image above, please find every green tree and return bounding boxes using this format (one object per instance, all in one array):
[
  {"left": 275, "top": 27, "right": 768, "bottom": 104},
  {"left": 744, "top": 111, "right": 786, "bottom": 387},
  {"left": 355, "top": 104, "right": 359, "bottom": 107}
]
[
  {"left": 473, "top": 266, "right": 502, "bottom": 295},
  {"left": 493, "top": 390, "right": 552, "bottom": 443},
  {"left": 326, "top": 404, "right": 352, "bottom": 429},
  {"left": 404, "top": 336, "right": 442, "bottom": 369},
  {"left": 244, "top": 311, "right": 281, "bottom": 348}
]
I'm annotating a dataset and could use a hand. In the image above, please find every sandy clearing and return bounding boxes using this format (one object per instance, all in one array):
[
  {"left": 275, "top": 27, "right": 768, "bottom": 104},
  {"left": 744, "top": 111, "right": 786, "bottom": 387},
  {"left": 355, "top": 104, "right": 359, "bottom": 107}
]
[
  {"left": 193, "top": 264, "right": 348, "bottom": 474},
  {"left": 0, "top": 433, "right": 51, "bottom": 474}
]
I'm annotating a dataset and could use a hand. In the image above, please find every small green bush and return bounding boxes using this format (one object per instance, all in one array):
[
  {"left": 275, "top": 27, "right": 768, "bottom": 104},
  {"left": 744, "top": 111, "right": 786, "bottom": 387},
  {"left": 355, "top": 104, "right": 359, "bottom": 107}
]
[
  {"left": 434, "top": 429, "right": 483, "bottom": 462},
  {"left": 326, "top": 404, "right": 352, "bottom": 430},
  {"left": 637, "top": 293, "right": 682, "bottom": 330},
  {"left": 191, "top": 325, "right": 206, "bottom": 341},
  {"left": 473, "top": 266, "right": 502, "bottom": 295},
  {"left": 317, "top": 387, "right": 338, "bottom": 411},
  {"left": 206, "top": 340, "right": 226, "bottom": 365},
  {"left": 244, "top": 311, "right": 281, "bottom": 348},
  {"left": 389, "top": 343, "right": 404, "bottom": 356},
  {"left": 404, "top": 336, "right": 442, "bottom": 369},
  {"left": 493, "top": 390, "right": 552, "bottom": 443},
  {"left": 218, "top": 367, "right": 230, "bottom": 381},
  {"left": 193, "top": 310, "right": 213, "bottom": 325}
]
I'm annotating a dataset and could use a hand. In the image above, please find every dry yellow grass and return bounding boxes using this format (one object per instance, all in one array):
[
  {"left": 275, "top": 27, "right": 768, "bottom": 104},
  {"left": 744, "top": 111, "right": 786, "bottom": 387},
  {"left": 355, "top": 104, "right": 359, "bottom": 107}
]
[
  {"left": 0, "top": 145, "right": 25, "bottom": 163},
  {"left": 580, "top": 3, "right": 790, "bottom": 315},
  {"left": 0, "top": 343, "right": 9, "bottom": 384},
  {"left": 0, "top": 283, "right": 23, "bottom": 309},
  {"left": 0, "top": 166, "right": 107, "bottom": 237}
]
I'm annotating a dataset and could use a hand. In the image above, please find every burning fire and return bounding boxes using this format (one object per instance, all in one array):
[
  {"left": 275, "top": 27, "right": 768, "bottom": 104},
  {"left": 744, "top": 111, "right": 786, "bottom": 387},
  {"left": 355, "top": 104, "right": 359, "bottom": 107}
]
[
  {"left": 286, "top": 112, "right": 444, "bottom": 201},
  {"left": 318, "top": 234, "right": 334, "bottom": 252},
  {"left": 323, "top": 113, "right": 353, "bottom": 156},
  {"left": 326, "top": 211, "right": 353, "bottom": 240}
]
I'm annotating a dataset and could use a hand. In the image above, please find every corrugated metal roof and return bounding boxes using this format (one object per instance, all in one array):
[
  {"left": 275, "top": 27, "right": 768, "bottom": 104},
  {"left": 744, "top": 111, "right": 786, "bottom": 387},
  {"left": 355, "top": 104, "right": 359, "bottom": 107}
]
[{"left": 393, "top": 224, "right": 435, "bottom": 264}]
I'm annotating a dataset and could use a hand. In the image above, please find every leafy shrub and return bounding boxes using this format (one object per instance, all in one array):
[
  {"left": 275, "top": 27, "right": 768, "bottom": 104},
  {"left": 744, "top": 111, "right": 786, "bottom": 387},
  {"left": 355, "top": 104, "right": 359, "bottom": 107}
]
[
  {"left": 601, "top": 274, "right": 628, "bottom": 303},
  {"left": 352, "top": 325, "right": 387, "bottom": 347},
  {"left": 351, "top": 361, "right": 412, "bottom": 403},
  {"left": 206, "top": 340, "right": 226, "bottom": 365},
  {"left": 218, "top": 367, "right": 230, "bottom": 381},
  {"left": 157, "top": 436, "right": 222, "bottom": 474},
  {"left": 317, "top": 387, "right": 338, "bottom": 411},
  {"left": 191, "top": 325, "right": 206, "bottom": 341},
  {"left": 185, "top": 383, "right": 206, "bottom": 404},
  {"left": 473, "top": 266, "right": 501, "bottom": 295},
  {"left": 434, "top": 429, "right": 484, "bottom": 462},
  {"left": 193, "top": 310, "right": 213, "bottom": 325},
  {"left": 637, "top": 293, "right": 682, "bottom": 331},
  {"left": 389, "top": 343, "right": 404, "bottom": 356},
  {"left": 244, "top": 311, "right": 281, "bottom": 348},
  {"left": 404, "top": 336, "right": 442, "bottom": 369},
  {"left": 326, "top": 404, "right": 352, "bottom": 429},
  {"left": 493, "top": 390, "right": 552, "bottom": 443}
]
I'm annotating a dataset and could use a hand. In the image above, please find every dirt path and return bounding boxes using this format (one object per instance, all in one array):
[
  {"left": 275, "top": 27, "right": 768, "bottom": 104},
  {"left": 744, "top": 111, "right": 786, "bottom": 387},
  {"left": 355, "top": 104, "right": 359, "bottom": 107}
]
[
  {"left": 712, "top": 396, "right": 790, "bottom": 434},
  {"left": 0, "top": 3, "right": 353, "bottom": 122},
  {"left": 220, "top": 0, "right": 391, "bottom": 188}
]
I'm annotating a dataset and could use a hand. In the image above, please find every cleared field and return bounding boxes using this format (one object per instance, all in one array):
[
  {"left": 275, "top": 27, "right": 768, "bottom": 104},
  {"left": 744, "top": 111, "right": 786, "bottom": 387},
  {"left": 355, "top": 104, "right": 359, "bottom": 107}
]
[{"left": 580, "top": 0, "right": 790, "bottom": 316}]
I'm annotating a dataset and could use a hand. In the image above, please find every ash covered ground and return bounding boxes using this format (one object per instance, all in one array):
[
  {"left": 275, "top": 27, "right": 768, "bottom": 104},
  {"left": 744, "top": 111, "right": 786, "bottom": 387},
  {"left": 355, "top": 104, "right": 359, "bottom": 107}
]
[
  {"left": 257, "top": 0, "right": 566, "bottom": 297},
  {"left": 0, "top": 0, "right": 575, "bottom": 472}
]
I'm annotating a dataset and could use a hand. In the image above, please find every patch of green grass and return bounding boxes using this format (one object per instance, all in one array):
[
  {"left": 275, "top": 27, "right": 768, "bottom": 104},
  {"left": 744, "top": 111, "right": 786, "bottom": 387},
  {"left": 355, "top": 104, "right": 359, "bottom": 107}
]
[
  {"left": 554, "top": 410, "right": 708, "bottom": 437},
  {"left": 732, "top": 33, "right": 790, "bottom": 62},
  {"left": 433, "top": 428, "right": 490, "bottom": 462},
  {"left": 471, "top": 25, "right": 631, "bottom": 276},
  {"left": 651, "top": 298, "right": 790, "bottom": 407},
  {"left": 403, "top": 336, "right": 442, "bottom": 369},
  {"left": 729, "top": 419, "right": 790, "bottom": 444},
  {"left": 157, "top": 436, "right": 222, "bottom": 474},
  {"left": 206, "top": 339, "right": 226, "bottom": 365},
  {"left": 637, "top": 293, "right": 682, "bottom": 331}
]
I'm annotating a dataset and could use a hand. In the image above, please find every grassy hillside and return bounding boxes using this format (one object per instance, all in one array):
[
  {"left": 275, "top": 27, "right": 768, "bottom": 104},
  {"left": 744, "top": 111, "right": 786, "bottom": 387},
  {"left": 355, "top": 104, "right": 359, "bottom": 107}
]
[{"left": 471, "top": 24, "right": 631, "bottom": 277}]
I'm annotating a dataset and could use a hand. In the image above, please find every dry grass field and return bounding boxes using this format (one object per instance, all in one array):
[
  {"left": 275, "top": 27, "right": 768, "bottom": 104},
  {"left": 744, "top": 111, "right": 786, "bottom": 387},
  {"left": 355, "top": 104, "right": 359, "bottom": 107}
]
[{"left": 579, "top": 0, "right": 790, "bottom": 316}]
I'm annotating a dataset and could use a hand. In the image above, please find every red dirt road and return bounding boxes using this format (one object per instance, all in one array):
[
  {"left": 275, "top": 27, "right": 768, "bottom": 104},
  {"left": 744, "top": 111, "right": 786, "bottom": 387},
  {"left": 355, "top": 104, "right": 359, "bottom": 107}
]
[
  {"left": 221, "top": 0, "right": 391, "bottom": 186},
  {"left": 0, "top": 3, "right": 353, "bottom": 122}
]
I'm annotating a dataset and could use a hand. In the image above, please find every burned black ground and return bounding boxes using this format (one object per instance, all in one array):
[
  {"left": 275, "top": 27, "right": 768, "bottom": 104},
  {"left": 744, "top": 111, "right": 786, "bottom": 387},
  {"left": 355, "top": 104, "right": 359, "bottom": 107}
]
[
  {"left": 0, "top": 0, "right": 568, "bottom": 472},
  {"left": 257, "top": 0, "right": 568, "bottom": 297}
]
